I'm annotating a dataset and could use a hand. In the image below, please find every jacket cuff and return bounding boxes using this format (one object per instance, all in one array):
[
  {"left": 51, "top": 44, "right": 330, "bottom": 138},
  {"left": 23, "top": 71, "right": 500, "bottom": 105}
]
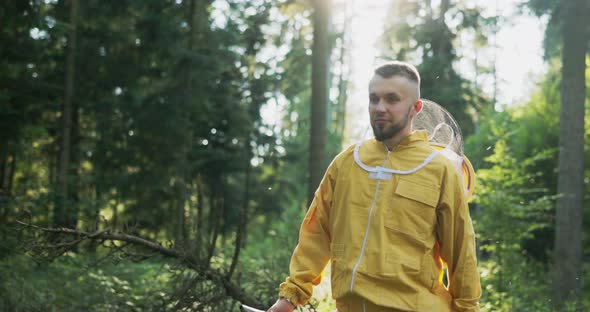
[
  {"left": 278, "top": 282, "right": 308, "bottom": 307},
  {"left": 451, "top": 299, "right": 480, "bottom": 312}
]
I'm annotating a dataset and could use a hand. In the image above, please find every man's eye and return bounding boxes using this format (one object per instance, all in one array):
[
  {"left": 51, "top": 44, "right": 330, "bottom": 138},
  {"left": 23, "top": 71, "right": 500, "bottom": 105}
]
[
  {"left": 369, "top": 96, "right": 379, "bottom": 104},
  {"left": 385, "top": 96, "right": 399, "bottom": 103}
]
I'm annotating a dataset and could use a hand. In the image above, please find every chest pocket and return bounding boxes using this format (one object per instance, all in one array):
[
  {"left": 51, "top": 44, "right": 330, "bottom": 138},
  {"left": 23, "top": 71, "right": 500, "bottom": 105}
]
[{"left": 385, "top": 178, "right": 440, "bottom": 241}]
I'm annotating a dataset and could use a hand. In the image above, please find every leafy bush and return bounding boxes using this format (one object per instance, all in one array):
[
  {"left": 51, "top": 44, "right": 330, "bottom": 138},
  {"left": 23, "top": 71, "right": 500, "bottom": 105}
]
[{"left": 0, "top": 253, "right": 172, "bottom": 311}]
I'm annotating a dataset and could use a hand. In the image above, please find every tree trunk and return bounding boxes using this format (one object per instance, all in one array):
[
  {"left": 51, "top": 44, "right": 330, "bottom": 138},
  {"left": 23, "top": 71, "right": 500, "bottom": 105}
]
[
  {"left": 0, "top": 152, "right": 13, "bottom": 221},
  {"left": 425, "top": 0, "right": 433, "bottom": 15},
  {"left": 335, "top": 7, "right": 350, "bottom": 143},
  {"left": 204, "top": 175, "right": 222, "bottom": 263},
  {"left": 194, "top": 174, "right": 204, "bottom": 256},
  {"left": 308, "top": 0, "right": 331, "bottom": 205},
  {"left": 90, "top": 97, "right": 111, "bottom": 246},
  {"left": 552, "top": 0, "right": 587, "bottom": 307},
  {"left": 49, "top": 141, "right": 57, "bottom": 186},
  {"left": 173, "top": 0, "right": 208, "bottom": 245},
  {"left": 439, "top": 0, "right": 450, "bottom": 23},
  {"left": 0, "top": 151, "right": 6, "bottom": 191},
  {"left": 112, "top": 199, "right": 118, "bottom": 229},
  {"left": 227, "top": 150, "right": 251, "bottom": 279},
  {"left": 175, "top": 182, "right": 187, "bottom": 244},
  {"left": 207, "top": 180, "right": 225, "bottom": 265},
  {"left": 7, "top": 152, "right": 15, "bottom": 195},
  {"left": 70, "top": 82, "right": 80, "bottom": 225},
  {"left": 54, "top": 0, "right": 78, "bottom": 228},
  {"left": 436, "top": 0, "right": 452, "bottom": 64}
]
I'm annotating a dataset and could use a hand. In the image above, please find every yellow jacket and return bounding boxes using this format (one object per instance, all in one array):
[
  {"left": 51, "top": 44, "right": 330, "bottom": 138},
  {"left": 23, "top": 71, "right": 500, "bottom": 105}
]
[{"left": 279, "top": 131, "right": 481, "bottom": 311}]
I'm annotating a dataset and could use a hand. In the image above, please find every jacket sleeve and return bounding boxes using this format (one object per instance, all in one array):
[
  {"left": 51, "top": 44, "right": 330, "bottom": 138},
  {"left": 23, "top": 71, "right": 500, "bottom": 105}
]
[
  {"left": 278, "top": 163, "right": 336, "bottom": 306},
  {"left": 437, "top": 165, "right": 482, "bottom": 312}
]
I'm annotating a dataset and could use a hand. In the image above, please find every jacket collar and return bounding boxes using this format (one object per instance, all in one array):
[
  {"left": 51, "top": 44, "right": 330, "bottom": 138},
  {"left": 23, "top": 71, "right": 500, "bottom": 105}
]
[
  {"left": 396, "top": 130, "right": 429, "bottom": 148},
  {"left": 367, "top": 130, "right": 429, "bottom": 153},
  {"left": 353, "top": 130, "right": 438, "bottom": 176}
]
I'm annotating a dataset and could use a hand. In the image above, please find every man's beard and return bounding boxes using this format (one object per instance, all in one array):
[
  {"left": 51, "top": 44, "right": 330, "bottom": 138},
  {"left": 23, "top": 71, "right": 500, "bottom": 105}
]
[{"left": 372, "top": 106, "right": 412, "bottom": 141}]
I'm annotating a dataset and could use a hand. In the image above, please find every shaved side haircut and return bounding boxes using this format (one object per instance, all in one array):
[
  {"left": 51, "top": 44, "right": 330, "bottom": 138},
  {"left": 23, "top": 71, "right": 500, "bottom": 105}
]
[{"left": 374, "top": 61, "right": 421, "bottom": 98}]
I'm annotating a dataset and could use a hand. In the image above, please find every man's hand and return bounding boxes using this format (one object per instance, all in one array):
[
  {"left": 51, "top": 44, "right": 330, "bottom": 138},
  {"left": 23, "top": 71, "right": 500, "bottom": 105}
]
[{"left": 266, "top": 298, "right": 295, "bottom": 312}]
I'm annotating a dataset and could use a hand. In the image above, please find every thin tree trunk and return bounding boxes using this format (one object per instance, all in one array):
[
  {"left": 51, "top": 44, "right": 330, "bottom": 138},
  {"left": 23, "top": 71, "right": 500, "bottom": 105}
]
[
  {"left": 175, "top": 182, "right": 187, "bottom": 244},
  {"left": 112, "top": 199, "right": 118, "bottom": 230},
  {"left": 425, "top": 0, "right": 433, "bottom": 15},
  {"left": 439, "top": 0, "right": 450, "bottom": 23},
  {"left": 0, "top": 151, "right": 6, "bottom": 191},
  {"left": 91, "top": 111, "right": 108, "bottom": 245},
  {"left": 0, "top": 151, "right": 5, "bottom": 220},
  {"left": 86, "top": 180, "right": 101, "bottom": 254},
  {"left": 6, "top": 152, "right": 15, "bottom": 195},
  {"left": 69, "top": 84, "right": 80, "bottom": 227},
  {"left": 205, "top": 176, "right": 222, "bottom": 264},
  {"left": 436, "top": 0, "right": 452, "bottom": 62},
  {"left": 94, "top": 184, "right": 100, "bottom": 231},
  {"left": 195, "top": 175, "right": 204, "bottom": 256},
  {"left": 207, "top": 185, "right": 224, "bottom": 265},
  {"left": 334, "top": 3, "right": 350, "bottom": 142},
  {"left": 49, "top": 142, "right": 57, "bottom": 186},
  {"left": 227, "top": 151, "right": 251, "bottom": 279},
  {"left": 492, "top": 0, "right": 499, "bottom": 105},
  {"left": 552, "top": 0, "right": 587, "bottom": 307},
  {"left": 0, "top": 152, "right": 14, "bottom": 221},
  {"left": 174, "top": 0, "right": 205, "bottom": 245},
  {"left": 55, "top": 0, "right": 78, "bottom": 228},
  {"left": 308, "top": 0, "right": 331, "bottom": 205}
]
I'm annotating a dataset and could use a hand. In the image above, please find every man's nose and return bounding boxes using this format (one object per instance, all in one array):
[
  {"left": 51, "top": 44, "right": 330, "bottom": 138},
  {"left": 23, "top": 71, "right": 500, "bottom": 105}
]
[{"left": 375, "top": 99, "right": 387, "bottom": 112}]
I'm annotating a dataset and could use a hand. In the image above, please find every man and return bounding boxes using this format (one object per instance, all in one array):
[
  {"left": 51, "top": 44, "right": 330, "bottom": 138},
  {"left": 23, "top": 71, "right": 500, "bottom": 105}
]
[{"left": 267, "top": 61, "right": 481, "bottom": 312}]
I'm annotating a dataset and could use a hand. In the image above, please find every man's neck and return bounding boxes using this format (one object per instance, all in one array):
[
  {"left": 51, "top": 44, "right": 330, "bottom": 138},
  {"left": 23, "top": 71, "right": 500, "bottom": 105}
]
[{"left": 383, "top": 129, "right": 412, "bottom": 151}]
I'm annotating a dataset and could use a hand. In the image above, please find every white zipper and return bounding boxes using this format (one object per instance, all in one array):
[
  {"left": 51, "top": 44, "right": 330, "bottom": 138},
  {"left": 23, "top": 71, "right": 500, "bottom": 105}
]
[{"left": 349, "top": 151, "right": 390, "bottom": 292}]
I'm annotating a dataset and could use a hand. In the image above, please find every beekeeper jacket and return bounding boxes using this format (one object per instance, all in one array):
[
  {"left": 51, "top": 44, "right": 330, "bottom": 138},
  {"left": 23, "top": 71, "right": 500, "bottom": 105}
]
[{"left": 279, "top": 130, "right": 481, "bottom": 312}]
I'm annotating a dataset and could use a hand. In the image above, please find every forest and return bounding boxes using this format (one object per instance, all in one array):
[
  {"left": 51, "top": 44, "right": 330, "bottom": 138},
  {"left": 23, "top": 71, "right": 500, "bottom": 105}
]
[{"left": 0, "top": 0, "right": 588, "bottom": 311}]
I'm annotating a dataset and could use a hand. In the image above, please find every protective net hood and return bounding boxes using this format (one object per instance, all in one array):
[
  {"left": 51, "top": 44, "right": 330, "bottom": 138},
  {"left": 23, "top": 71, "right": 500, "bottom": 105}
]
[
  {"left": 412, "top": 99, "right": 464, "bottom": 156},
  {"left": 412, "top": 99, "right": 475, "bottom": 199}
]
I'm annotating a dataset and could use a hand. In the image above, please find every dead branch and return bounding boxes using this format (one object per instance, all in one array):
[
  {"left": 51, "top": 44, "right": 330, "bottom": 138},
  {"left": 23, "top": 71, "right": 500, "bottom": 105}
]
[{"left": 15, "top": 220, "right": 260, "bottom": 307}]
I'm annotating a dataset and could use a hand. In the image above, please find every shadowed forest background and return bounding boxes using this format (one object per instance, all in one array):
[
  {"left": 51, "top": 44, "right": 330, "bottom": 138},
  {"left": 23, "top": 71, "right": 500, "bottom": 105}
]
[{"left": 0, "top": 0, "right": 588, "bottom": 311}]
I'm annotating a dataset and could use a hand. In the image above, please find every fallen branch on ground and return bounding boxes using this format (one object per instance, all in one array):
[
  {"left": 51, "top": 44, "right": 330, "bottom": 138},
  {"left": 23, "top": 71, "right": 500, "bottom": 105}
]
[{"left": 15, "top": 220, "right": 260, "bottom": 307}]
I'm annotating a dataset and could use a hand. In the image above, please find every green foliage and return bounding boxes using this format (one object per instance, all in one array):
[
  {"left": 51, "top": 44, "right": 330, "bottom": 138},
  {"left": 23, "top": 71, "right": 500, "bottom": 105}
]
[
  {"left": 469, "top": 59, "right": 590, "bottom": 311},
  {"left": 2, "top": 0, "right": 350, "bottom": 308},
  {"left": 0, "top": 254, "right": 172, "bottom": 311},
  {"left": 473, "top": 109, "right": 556, "bottom": 310},
  {"left": 523, "top": 0, "right": 563, "bottom": 60},
  {"left": 239, "top": 199, "right": 305, "bottom": 306},
  {"left": 1, "top": 0, "right": 587, "bottom": 310},
  {"left": 379, "top": 0, "right": 494, "bottom": 136}
]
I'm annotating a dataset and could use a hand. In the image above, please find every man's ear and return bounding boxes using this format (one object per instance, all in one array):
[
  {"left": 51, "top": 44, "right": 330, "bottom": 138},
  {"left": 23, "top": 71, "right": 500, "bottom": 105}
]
[{"left": 415, "top": 100, "right": 423, "bottom": 113}]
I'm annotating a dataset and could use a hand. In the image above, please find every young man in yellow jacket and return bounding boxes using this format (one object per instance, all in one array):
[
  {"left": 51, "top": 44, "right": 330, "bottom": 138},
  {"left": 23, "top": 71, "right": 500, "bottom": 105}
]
[{"left": 267, "top": 61, "right": 481, "bottom": 312}]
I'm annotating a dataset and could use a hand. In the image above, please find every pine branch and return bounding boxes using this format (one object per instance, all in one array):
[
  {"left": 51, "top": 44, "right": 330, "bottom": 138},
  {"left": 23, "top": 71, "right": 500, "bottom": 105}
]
[{"left": 15, "top": 220, "right": 260, "bottom": 307}]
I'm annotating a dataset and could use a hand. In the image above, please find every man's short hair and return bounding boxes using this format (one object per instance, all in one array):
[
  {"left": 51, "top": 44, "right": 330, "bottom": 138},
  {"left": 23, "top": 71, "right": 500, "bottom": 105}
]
[{"left": 374, "top": 61, "right": 421, "bottom": 85}]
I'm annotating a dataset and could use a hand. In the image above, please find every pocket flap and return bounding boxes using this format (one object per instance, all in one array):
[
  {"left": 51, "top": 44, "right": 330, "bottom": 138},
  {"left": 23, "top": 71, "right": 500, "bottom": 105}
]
[{"left": 395, "top": 178, "right": 440, "bottom": 207}]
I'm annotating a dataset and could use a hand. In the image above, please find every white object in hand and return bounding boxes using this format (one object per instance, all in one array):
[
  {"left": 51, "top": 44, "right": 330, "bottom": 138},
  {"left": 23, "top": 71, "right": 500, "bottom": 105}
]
[{"left": 241, "top": 304, "right": 265, "bottom": 312}]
